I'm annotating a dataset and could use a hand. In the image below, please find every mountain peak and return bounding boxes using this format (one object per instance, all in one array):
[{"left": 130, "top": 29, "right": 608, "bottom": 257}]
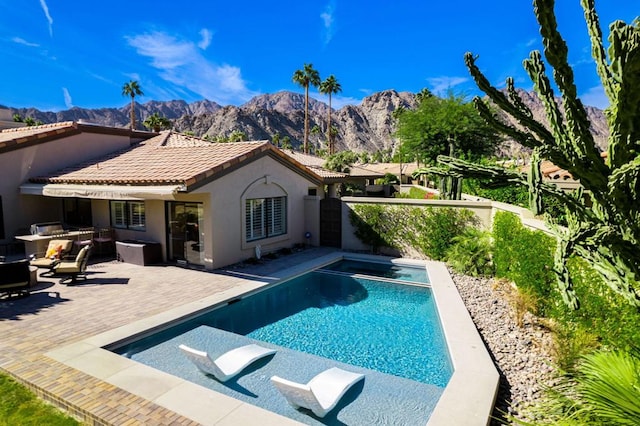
[{"left": 243, "top": 91, "right": 329, "bottom": 115}]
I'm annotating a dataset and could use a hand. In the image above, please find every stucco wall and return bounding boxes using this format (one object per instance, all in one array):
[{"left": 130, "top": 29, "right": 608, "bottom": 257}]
[
  {"left": 341, "top": 196, "right": 553, "bottom": 253},
  {"left": 195, "top": 155, "right": 321, "bottom": 269},
  {"left": 341, "top": 197, "right": 494, "bottom": 252},
  {"left": 1, "top": 132, "right": 134, "bottom": 241}
]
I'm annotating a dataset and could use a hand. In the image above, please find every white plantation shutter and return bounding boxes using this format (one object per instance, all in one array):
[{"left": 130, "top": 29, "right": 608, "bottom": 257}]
[
  {"left": 110, "top": 201, "right": 146, "bottom": 230},
  {"left": 269, "top": 197, "right": 286, "bottom": 236},
  {"left": 129, "top": 202, "right": 145, "bottom": 229},
  {"left": 111, "top": 201, "right": 126, "bottom": 228},
  {"left": 246, "top": 199, "right": 265, "bottom": 241},
  {"left": 245, "top": 196, "right": 286, "bottom": 241}
]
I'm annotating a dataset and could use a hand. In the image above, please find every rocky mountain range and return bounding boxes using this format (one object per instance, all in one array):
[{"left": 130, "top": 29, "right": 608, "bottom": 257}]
[{"left": 3, "top": 89, "right": 608, "bottom": 156}]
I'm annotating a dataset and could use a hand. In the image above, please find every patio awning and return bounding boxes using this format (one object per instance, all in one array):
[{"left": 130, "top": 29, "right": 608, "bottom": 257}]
[{"left": 20, "top": 183, "right": 186, "bottom": 200}]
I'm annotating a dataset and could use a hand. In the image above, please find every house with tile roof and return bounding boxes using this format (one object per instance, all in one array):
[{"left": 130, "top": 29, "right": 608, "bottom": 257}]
[
  {"left": 1, "top": 123, "right": 330, "bottom": 269},
  {"left": 0, "top": 122, "right": 153, "bottom": 251}
]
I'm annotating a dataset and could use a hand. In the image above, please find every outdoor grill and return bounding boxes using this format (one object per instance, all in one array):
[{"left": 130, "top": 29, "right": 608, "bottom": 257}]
[{"left": 29, "top": 222, "right": 66, "bottom": 236}]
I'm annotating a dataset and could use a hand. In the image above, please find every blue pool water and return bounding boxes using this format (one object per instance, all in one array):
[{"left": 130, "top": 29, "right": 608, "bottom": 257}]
[
  {"left": 321, "top": 259, "right": 430, "bottom": 284},
  {"left": 113, "top": 259, "right": 452, "bottom": 424}
]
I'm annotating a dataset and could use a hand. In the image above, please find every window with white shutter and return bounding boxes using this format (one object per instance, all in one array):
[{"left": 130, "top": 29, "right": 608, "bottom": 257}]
[
  {"left": 245, "top": 196, "right": 286, "bottom": 242},
  {"left": 110, "top": 201, "right": 146, "bottom": 231}
]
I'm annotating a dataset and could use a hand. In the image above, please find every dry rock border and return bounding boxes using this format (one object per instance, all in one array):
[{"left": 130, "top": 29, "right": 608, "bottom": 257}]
[{"left": 449, "top": 269, "right": 557, "bottom": 424}]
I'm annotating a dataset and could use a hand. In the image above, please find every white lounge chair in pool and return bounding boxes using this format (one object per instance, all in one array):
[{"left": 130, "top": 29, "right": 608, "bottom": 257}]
[
  {"left": 178, "top": 343, "right": 276, "bottom": 382},
  {"left": 271, "top": 367, "right": 365, "bottom": 418}
]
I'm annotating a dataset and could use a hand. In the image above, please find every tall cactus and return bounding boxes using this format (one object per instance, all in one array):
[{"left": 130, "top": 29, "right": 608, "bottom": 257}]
[
  {"left": 528, "top": 148, "right": 544, "bottom": 215},
  {"left": 447, "top": 0, "right": 640, "bottom": 308}
]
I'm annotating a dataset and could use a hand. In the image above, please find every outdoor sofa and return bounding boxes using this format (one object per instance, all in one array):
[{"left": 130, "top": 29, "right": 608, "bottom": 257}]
[{"left": 0, "top": 259, "right": 31, "bottom": 298}]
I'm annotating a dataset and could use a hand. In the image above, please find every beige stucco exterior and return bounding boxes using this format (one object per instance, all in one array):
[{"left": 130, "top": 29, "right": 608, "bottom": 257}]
[
  {"left": 1, "top": 125, "right": 326, "bottom": 269},
  {"left": 191, "top": 155, "right": 322, "bottom": 269},
  {"left": 1, "top": 131, "right": 138, "bottom": 241},
  {"left": 85, "top": 155, "right": 322, "bottom": 269}
]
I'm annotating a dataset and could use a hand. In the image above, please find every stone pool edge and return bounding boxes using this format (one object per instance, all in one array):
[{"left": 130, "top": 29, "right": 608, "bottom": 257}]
[{"left": 45, "top": 252, "right": 498, "bottom": 426}]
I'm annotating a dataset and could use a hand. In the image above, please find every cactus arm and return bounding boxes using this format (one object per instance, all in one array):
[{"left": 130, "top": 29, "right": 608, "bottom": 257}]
[
  {"left": 606, "top": 20, "right": 640, "bottom": 169},
  {"left": 528, "top": 148, "right": 544, "bottom": 215},
  {"left": 580, "top": 0, "right": 616, "bottom": 101},
  {"left": 533, "top": 0, "right": 610, "bottom": 191},
  {"left": 465, "top": 53, "right": 557, "bottom": 144}
]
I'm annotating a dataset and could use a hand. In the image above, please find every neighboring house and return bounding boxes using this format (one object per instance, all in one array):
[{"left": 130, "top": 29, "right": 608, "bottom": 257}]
[
  {"left": 282, "top": 150, "right": 384, "bottom": 197},
  {"left": 538, "top": 160, "right": 581, "bottom": 191},
  {"left": 356, "top": 162, "right": 421, "bottom": 184},
  {"left": 10, "top": 127, "right": 326, "bottom": 269}
]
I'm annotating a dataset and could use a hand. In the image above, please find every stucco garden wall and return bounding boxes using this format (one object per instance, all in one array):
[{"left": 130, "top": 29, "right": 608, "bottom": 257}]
[{"left": 340, "top": 195, "right": 552, "bottom": 253}]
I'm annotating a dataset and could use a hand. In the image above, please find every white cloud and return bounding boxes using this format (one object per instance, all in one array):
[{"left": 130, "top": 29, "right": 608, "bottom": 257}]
[
  {"left": 12, "top": 37, "right": 39, "bottom": 47},
  {"left": 126, "top": 31, "right": 257, "bottom": 105},
  {"left": 427, "top": 76, "right": 469, "bottom": 96},
  {"left": 580, "top": 85, "right": 609, "bottom": 109},
  {"left": 39, "top": 0, "right": 53, "bottom": 37},
  {"left": 198, "top": 28, "right": 212, "bottom": 50},
  {"left": 62, "top": 87, "right": 73, "bottom": 109},
  {"left": 320, "top": 1, "right": 336, "bottom": 46}
]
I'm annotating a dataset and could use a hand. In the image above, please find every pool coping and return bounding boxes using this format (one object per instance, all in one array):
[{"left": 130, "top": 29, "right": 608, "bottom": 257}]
[{"left": 45, "top": 252, "right": 498, "bottom": 426}]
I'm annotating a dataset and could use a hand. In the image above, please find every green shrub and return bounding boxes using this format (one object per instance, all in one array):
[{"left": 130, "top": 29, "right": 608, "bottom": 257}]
[
  {"left": 348, "top": 204, "right": 393, "bottom": 252},
  {"left": 446, "top": 227, "right": 494, "bottom": 276},
  {"left": 550, "top": 257, "right": 640, "bottom": 352},
  {"left": 463, "top": 178, "right": 529, "bottom": 207},
  {"left": 492, "top": 211, "right": 556, "bottom": 314},
  {"left": 408, "top": 207, "right": 477, "bottom": 260},
  {"left": 491, "top": 211, "right": 522, "bottom": 277},
  {"left": 349, "top": 204, "right": 476, "bottom": 259},
  {"left": 393, "top": 187, "right": 433, "bottom": 199},
  {"left": 492, "top": 212, "right": 640, "bottom": 357},
  {"left": 551, "top": 322, "right": 600, "bottom": 372}
]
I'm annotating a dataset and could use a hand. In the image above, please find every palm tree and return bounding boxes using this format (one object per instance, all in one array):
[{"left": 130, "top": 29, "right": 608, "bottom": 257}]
[
  {"left": 292, "top": 63, "right": 320, "bottom": 154},
  {"left": 142, "top": 112, "right": 171, "bottom": 132},
  {"left": 281, "top": 135, "right": 292, "bottom": 150},
  {"left": 319, "top": 75, "right": 342, "bottom": 154},
  {"left": 122, "top": 80, "right": 143, "bottom": 130}
]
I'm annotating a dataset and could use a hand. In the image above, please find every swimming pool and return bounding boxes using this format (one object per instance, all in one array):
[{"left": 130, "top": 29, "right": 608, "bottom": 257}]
[
  {"left": 320, "top": 259, "right": 430, "bottom": 284},
  {"left": 113, "top": 259, "right": 452, "bottom": 423},
  {"left": 47, "top": 253, "right": 500, "bottom": 425},
  {"left": 117, "top": 263, "right": 451, "bottom": 385}
]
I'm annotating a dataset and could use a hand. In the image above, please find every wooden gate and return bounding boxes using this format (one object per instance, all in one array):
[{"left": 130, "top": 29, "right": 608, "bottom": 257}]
[{"left": 320, "top": 197, "right": 342, "bottom": 248}]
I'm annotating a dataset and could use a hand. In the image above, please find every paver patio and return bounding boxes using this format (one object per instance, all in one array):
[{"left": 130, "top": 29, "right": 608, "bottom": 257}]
[{"left": 0, "top": 248, "right": 336, "bottom": 425}]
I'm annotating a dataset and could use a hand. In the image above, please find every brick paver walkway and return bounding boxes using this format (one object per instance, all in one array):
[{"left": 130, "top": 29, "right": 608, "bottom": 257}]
[{"left": 0, "top": 248, "right": 335, "bottom": 425}]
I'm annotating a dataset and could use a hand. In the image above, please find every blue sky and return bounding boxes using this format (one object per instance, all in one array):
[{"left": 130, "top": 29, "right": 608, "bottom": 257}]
[{"left": 1, "top": 0, "right": 637, "bottom": 112}]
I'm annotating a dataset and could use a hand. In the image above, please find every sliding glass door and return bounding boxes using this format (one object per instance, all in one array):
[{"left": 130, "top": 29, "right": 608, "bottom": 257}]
[{"left": 167, "top": 202, "right": 204, "bottom": 266}]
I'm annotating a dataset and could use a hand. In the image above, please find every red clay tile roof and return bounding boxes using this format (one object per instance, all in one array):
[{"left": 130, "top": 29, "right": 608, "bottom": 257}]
[
  {"left": 30, "top": 131, "right": 323, "bottom": 189},
  {"left": 276, "top": 148, "right": 383, "bottom": 181},
  {"left": 0, "top": 121, "right": 153, "bottom": 154}
]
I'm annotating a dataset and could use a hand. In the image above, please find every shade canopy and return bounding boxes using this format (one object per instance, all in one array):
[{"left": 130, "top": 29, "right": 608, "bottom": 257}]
[{"left": 20, "top": 183, "right": 186, "bottom": 200}]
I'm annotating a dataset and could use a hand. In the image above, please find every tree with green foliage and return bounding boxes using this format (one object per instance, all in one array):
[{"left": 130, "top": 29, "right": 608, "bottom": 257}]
[
  {"left": 23, "top": 117, "right": 43, "bottom": 126},
  {"left": 271, "top": 132, "right": 281, "bottom": 147},
  {"left": 292, "top": 63, "right": 321, "bottom": 154},
  {"left": 122, "top": 80, "right": 143, "bottom": 130},
  {"left": 395, "top": 89, "right": 502, "bottom": 165},
  {"left": 324, "top": 150, "right": 358, "bottom": 173},
  {"left": 310, "top": 124, "right": 323, "bottom": 149},
  {"left": 319, "top": 74, "right": 342, "bottom": 154},
  {"left": 142, "top": 112, "right": 172, "bottom": 132},
  {"left": 281, "top": 135, "right": 292, "bottom": 150},
  {"left": 228, "top": 129, "right": 247, "bottom": 142},
  {"left": 12, "top": 113, "right": 23, "bottom": 122},
  {"left": 435, "top": 1, "right": 640, "bottom": 309}
]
